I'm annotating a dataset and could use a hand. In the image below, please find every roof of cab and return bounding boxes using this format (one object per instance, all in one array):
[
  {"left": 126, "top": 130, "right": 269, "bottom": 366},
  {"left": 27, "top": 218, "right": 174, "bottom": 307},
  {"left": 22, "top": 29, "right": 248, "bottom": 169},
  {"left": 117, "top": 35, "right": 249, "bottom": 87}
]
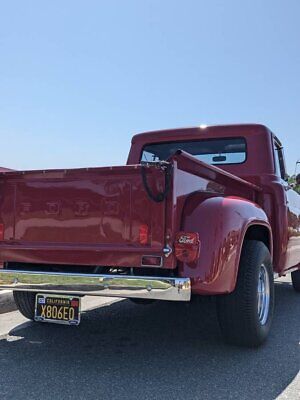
[
  {"left": 131, "top": 123, "right": 272, "bottom": 145},
  {"left": 0, "top": 167, "right": 14, "bottom": 172}
]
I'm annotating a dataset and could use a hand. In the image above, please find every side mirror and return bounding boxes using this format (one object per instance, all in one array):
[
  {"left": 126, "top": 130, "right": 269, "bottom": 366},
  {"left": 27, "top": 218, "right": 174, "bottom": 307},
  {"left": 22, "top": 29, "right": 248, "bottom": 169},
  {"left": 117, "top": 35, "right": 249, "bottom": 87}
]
[{"left": 284, "top": 174, "right": 289, "bottom": 182}]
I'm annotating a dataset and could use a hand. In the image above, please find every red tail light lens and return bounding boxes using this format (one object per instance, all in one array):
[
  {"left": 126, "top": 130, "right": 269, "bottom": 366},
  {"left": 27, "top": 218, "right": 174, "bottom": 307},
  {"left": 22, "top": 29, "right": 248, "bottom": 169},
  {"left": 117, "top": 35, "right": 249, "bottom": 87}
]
[
  {"left": 174, "top": 232, "right": 200, "bottom": 263},
  {"left": 141, "top": 256, "right": 162, "bottom": 267},
  {"left": 0, "top": 224, "right": 4, "bottom": 241},
  {"left": 139, "top": 224, "right": 149, "bottom": 245}
]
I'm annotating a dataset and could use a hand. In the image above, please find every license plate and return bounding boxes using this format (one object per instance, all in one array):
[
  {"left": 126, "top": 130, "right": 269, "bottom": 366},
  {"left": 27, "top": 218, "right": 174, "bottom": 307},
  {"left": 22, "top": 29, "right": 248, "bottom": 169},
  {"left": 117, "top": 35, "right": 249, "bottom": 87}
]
[{"left": 34, "top": 294, "right": 81, "bottom": 326}]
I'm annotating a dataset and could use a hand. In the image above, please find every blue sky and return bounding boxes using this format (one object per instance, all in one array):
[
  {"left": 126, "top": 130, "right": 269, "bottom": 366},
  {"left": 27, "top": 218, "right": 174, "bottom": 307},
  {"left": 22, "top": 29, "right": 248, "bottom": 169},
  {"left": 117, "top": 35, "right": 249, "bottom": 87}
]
[{"left": 0, "top": 1, "right": 299, "bottom": 174}]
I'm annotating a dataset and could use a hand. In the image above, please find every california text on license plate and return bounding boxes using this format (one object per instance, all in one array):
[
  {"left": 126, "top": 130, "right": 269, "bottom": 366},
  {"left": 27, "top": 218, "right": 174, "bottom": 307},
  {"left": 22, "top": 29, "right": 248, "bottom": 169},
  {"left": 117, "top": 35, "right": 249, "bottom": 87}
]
[{"left": 34, "top": 294, "right": 81, "bottom": 326}]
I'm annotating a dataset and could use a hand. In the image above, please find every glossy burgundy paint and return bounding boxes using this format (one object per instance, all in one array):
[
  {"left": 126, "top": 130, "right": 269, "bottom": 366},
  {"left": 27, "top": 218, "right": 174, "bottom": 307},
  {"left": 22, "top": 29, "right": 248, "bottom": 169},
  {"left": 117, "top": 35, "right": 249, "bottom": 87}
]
[
  {"left": 129, "top": 124, "right": 300, "bottom": 282},
  {"left": 0, "top": 167, "right": 14, "bottom": 173},
  {"left": 0, "top": 166, "right": 167, "bottom": 268},
  {"left": 0, "top": 124, "right": 299, "bottom": 295}
]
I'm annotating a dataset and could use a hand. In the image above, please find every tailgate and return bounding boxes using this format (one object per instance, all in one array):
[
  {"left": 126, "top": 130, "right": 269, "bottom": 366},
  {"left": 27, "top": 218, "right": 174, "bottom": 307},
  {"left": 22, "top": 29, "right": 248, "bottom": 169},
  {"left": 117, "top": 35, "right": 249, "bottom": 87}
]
[{"left": 0, "top": 165, "right": 169, "bottom": 268}]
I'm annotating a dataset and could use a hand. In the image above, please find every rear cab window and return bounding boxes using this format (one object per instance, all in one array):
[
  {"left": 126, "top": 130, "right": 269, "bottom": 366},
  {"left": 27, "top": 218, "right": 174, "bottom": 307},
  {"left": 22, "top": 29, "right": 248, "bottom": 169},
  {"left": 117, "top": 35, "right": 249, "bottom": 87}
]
[{"left": 141, "top": 137, "right": 247, "bottom": 166}]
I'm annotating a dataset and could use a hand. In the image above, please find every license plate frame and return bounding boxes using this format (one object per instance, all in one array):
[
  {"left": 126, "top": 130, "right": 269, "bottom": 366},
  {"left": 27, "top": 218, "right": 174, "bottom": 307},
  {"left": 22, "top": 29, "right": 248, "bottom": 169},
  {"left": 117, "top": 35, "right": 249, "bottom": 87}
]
[{"left": 34, "top": 293, "right": 81, "bottom": 326}]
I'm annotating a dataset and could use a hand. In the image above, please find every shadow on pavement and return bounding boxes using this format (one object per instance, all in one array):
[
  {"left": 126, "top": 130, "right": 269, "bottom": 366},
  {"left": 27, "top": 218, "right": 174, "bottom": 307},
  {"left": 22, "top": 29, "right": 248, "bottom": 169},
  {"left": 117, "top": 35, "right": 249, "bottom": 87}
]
[{"left": 0, "top": 281, "right": 299, "bottom": 400}]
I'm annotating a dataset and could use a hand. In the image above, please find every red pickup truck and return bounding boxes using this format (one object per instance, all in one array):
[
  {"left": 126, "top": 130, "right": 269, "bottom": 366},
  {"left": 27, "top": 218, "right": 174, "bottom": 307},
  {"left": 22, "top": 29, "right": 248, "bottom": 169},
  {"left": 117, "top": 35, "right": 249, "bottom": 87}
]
[{"left": 0, "top": 124, "right": 299, "bottom": 346}]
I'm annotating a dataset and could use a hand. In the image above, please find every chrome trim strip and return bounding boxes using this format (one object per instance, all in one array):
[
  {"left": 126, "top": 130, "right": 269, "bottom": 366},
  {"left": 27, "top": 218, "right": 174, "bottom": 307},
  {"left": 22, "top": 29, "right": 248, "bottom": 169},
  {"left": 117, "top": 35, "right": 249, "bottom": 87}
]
[{"left": 0, "top": 270, "right": 191, "bottom": 302}]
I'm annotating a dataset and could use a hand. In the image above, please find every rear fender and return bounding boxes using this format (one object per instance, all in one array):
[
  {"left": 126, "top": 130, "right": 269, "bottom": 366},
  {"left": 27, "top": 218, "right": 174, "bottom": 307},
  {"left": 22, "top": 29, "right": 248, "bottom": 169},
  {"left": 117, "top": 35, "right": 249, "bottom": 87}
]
[{"left": 179, "top": 195, "right": 272, "bottom": 295}]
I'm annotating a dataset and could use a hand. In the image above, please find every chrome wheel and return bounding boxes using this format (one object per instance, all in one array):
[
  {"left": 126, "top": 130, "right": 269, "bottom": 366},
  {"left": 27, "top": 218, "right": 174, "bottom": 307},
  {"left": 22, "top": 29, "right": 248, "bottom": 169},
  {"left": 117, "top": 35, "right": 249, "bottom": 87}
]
[{"left": 257, "top": 264, "right": 270, "bottom": 325}]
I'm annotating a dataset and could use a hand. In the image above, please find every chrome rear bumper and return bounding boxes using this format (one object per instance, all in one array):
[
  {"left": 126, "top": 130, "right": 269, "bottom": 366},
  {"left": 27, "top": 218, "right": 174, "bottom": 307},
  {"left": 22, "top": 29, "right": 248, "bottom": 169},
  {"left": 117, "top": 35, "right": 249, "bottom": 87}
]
[{"left": 0, "top": 270, "right": 191, "bottom": 302}]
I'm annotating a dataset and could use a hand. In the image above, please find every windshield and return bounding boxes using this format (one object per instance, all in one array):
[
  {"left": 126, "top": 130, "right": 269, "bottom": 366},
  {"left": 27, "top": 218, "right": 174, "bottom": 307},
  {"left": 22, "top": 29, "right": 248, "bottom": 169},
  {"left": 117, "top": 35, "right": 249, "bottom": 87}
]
[{"left": 141, "top": 137, "right": 247, "bottom": 165}]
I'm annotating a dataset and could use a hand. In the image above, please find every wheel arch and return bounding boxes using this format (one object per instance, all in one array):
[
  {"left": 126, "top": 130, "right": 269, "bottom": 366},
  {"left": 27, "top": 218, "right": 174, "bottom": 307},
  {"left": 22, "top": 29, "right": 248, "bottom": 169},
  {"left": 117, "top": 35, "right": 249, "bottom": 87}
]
[
  {"left": 242, "top": 222, "right": 273, "bottom": 259},
  {"left": 223, "top": 220, "right": 273, "bottom": 293},
  {"left": 230, "top": 221, "right": 274, "bottom": 291}
]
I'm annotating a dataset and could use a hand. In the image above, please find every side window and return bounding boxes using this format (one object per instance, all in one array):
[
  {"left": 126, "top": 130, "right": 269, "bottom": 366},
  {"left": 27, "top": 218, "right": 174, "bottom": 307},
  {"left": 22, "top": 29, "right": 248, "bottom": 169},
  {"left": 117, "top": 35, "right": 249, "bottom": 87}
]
[{"left": 274, "top": 142, "right": 286, "bottom": 180}]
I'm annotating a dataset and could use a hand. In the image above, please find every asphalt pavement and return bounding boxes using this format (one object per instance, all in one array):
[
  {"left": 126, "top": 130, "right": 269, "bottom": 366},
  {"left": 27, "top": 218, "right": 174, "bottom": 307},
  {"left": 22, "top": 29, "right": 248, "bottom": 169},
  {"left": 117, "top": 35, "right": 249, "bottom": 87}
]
[{"left": 0, "top": 277, "right": 299, "bottom": 400}]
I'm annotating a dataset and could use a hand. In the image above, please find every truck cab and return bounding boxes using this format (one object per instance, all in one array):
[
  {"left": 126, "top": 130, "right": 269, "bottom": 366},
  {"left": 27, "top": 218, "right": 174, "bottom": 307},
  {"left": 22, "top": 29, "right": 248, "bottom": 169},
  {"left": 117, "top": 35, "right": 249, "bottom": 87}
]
[{"left": 128, "top": 124, "right": 300, "bottom": 276}]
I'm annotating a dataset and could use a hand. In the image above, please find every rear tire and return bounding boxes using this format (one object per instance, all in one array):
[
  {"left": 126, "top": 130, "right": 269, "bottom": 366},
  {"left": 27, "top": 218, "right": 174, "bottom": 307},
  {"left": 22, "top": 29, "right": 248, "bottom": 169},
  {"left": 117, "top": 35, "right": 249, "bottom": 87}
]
[
  {"left": 216, "top": 240, "right": 274, "bottom": 347},
  {"left": 13, "top": 291, "right": 36, "bottom": 320},
  {"left": 291, "top": 270, "right": 300, "bottom": 292}
]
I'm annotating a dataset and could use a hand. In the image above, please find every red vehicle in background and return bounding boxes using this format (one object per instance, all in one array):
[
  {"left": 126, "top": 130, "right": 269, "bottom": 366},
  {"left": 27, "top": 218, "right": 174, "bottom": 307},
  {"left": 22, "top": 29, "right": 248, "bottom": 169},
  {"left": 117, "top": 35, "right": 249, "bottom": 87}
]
[{"left": 0, "top": 124, "right": 299, "bottom": 346}]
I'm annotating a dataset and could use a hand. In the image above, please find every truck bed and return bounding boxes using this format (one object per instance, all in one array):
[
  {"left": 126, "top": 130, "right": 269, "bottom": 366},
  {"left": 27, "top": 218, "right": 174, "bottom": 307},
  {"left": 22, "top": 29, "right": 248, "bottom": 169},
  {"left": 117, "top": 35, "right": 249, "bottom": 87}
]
[
  {"left": 0, "top": 152, "right": 261, "bottom": 271},
  {"left": 0, "top": 165, "right": 167, "bottom": 268}
]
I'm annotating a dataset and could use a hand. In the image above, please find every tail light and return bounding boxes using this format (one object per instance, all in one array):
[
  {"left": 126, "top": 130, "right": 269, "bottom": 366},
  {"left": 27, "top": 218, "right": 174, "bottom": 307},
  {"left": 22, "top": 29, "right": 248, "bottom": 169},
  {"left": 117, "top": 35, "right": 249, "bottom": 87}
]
[
  {"left": 174, "top": 232, "right": 200, "bottom": 263},
  {"left": 0, "top": 223, "right": 4, "bottom": 241},
  {"left": 141, "top": 256, "right": 162, "bottom": 267},
  {"left": 139, "top": 224, "right": 149, "bottom": 245}
]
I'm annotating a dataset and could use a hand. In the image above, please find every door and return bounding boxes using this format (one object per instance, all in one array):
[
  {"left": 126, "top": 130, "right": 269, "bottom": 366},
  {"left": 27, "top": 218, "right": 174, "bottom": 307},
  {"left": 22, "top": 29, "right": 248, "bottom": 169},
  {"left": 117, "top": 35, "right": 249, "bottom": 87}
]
[{"left": 274, "top": 140, "right": 300, "bottom": 270}]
